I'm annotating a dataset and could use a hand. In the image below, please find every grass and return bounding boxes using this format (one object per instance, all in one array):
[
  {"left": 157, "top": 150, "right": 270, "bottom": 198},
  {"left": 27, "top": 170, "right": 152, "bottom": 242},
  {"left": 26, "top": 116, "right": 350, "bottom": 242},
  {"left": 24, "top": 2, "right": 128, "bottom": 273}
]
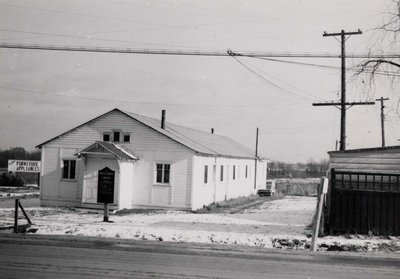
[{"left": 194, "top": 192, "right": 285, "bottom": 214}]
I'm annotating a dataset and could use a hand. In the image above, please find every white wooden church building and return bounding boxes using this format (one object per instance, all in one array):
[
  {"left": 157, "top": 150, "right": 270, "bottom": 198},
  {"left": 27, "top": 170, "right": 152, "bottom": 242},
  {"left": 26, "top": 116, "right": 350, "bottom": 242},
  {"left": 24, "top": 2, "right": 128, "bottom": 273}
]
[{"left": 36, "top": 108, "right": 267, "bottom": 210}]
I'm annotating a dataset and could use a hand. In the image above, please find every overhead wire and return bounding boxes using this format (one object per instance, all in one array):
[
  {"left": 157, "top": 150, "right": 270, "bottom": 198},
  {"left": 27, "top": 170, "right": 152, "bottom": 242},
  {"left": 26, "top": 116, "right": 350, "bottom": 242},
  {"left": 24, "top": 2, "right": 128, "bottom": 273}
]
[
  {"left": 0, "top": 28, "right": 217, "bottom": 50},
  {"left": 237, "top": 58, "right": 325, "bottom": 101},
  {"left": 252, "top": 56, "right": 400, "bottom": 77},
  {"left": 0, "top": 85, "right": 292, "bottom": 108},
  {"left": 228, "top": 55, "right": 315, "bottom": 102},
  {"left": 1, "top": 42, "right": 400, "bottom": 59}
]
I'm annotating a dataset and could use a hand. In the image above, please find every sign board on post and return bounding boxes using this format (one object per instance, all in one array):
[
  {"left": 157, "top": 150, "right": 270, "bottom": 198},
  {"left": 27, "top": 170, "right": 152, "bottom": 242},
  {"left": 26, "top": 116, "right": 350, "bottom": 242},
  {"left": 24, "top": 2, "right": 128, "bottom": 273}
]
[
  {"left": 97, "top": 167, "right": 115, "bottom": 204},
  {"left": 8, "top": 160, "right": 41, "bottom": 173},
  {"left": 97, "top": 167, "right": 115, "bottom": 222}
]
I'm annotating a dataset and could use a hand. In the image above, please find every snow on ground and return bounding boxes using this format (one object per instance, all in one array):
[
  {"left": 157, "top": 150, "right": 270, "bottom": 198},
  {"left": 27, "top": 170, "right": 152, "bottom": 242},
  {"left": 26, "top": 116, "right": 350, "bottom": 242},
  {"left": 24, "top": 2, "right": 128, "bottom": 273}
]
[
  {"left": 0, "top": 192, "right": 39, "bottom": 198},
  {"left": 0, "top": 186, "right": 39, "bottom": 198},
  {"left": 0, "top": 196, "right": 399, "bottom": 252}
]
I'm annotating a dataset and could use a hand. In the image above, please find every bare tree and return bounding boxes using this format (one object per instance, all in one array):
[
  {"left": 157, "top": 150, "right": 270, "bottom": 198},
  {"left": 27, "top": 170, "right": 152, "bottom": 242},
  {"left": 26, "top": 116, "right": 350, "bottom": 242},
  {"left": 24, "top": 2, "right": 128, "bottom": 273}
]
[{"left": 357, "top": 0, "right": 400, "bottom": 81}]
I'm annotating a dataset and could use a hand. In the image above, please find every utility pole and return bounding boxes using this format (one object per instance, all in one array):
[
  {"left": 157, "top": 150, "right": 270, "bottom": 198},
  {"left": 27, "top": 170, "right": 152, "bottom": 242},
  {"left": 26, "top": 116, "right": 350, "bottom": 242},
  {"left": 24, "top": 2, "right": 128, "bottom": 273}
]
[
  {"left": 376, "top": 97, "right": 389, "bottom": 147},
  {"left": 254, "top": 127, "right": 259, "bottom": 189},
  {"left": 314, "top": 29, "right": 369, "bottom": 151}
]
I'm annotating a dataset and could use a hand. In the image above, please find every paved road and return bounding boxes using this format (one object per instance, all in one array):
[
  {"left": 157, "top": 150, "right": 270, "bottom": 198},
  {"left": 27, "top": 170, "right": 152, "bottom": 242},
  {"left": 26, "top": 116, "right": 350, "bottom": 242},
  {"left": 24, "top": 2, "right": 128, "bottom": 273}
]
[{"left": 0, "top": 235, "right": 399, "bottom": 279}]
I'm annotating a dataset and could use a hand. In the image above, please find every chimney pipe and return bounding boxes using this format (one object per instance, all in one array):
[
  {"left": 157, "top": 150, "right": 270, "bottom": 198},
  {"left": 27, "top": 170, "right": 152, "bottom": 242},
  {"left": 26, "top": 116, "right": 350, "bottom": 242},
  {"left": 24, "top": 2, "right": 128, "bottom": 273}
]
[
  {"left": 161, "top": 110, "right": 166, "bottom": 129},
  {"left": 211, "top": 128, "right": 214, "bottom": 134}
]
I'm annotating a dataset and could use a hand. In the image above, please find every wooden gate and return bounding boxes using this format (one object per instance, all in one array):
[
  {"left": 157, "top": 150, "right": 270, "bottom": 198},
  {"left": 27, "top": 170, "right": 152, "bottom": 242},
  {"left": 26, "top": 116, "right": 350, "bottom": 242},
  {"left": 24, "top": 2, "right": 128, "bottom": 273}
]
[{"left": 329, "top": 169, "right": 400, "bottom": 235}]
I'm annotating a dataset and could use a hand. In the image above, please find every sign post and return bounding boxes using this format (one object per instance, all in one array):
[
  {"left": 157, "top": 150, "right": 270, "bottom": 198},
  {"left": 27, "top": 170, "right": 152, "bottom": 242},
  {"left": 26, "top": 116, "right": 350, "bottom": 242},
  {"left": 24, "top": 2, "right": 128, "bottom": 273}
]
[{"left": 97, "top": 167, "right": 115, "bottom": 222}]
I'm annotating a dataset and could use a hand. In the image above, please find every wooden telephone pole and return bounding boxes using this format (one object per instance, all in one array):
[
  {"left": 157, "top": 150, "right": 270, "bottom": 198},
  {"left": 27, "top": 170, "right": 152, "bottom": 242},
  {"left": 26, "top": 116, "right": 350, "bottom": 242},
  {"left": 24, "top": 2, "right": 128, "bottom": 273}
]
[
  {"left": 376, "top": 97, "right": 389, "bottom": 147},
  {"left": 313, "top": 29, "right": 374, "bottom": 151},
  {"left": 254, "top": 127, "right": 259, "bottom": 189}
]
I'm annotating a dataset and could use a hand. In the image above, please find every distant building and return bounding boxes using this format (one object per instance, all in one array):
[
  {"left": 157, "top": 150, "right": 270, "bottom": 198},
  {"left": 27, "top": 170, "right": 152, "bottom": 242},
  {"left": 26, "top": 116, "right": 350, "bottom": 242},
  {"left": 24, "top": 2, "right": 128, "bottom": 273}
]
[{"left": 36, "top": 108, "right": 267, "bottom": 210}]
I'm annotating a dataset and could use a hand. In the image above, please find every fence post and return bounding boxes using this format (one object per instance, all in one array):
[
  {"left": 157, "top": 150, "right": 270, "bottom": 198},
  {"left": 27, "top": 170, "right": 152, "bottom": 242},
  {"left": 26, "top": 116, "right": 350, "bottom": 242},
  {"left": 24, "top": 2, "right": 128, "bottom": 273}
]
[
  {"left": 329, "top": 168, "right": 335, "bottom": 234},
  {"left": 311, "top": 177, "right": 328, "bottom": 251},
  {"left": 14, "top": 199, "right": 19, "bottom": 233}
]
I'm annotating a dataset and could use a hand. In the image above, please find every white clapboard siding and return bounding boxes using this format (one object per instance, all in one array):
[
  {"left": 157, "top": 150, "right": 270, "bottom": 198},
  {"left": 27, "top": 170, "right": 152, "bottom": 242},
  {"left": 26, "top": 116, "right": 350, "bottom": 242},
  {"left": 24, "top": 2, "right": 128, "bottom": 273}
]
[
  {"left": 329, "top": 147, "right": 400, "bottom": 173},
  {"left": 41, "top": 147, "right": 59, "bottom": 199},
  {"left": 41, "top": 110, "right": 194, "bottom": 209},
  {"left": 191, "top": 156, "right": 264, "bottom": 210}
]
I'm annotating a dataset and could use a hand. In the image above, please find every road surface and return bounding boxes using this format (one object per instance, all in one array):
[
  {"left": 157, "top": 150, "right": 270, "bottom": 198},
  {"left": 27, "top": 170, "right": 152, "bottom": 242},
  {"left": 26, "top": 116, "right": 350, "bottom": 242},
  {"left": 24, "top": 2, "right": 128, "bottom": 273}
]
[{"left": 0, "top": 235, "right": 399, "bottom": 278}]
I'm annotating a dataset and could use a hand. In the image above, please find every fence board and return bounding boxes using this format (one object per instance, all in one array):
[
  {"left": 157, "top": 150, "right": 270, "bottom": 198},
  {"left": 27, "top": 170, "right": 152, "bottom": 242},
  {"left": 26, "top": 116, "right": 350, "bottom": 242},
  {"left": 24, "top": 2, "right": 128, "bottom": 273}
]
[{"left": 330, "top": 169, "right": 400, "bottom": 236}]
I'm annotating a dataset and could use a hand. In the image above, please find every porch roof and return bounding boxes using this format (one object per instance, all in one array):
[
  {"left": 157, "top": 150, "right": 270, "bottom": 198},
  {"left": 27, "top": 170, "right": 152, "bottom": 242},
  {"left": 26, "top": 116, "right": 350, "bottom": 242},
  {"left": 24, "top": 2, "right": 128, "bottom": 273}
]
[{"left": 75, "top": 141, "right": 138, "bottom": 161}]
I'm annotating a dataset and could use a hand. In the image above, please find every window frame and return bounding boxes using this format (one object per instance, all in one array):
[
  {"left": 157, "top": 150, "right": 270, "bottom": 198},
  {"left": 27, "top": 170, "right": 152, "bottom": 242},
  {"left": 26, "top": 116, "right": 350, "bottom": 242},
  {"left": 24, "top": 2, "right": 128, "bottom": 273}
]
[
  {"left": 61, "top": 159, "right": 76, "bottom": 180},
  {"left": 103, "top": 132, "right": 111, "bottom": 142},
  {"left": 123, "top": 133, "right": 131, "bottom": 143},
  {"left": 204, "top": 165, "right": 208, "bottom": 184},
  {"left": 155, "top": 163, "right": 171, "bottom": 185},
  {"left": 113, "top": 130, "right": 121, "bottom": 142}
]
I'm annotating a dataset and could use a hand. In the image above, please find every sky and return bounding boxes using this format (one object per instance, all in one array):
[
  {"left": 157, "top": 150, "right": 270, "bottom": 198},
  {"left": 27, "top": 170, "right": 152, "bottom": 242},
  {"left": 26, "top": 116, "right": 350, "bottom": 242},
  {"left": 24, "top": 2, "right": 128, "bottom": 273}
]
[{"left": 0, "top": 0, "right": 399, "bottom": 163}]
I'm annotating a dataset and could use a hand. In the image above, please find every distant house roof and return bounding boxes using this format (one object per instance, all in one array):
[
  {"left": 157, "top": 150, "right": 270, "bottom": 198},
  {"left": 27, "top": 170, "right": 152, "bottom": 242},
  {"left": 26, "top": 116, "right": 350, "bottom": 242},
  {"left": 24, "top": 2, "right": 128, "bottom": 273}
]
[
  {"left": 37, "top": 108, "right": 260, "bottom": 160},
  {"left": 75, "top": 141, "right": 138, "bottom": 161},
  {"left": 328, "top": 145, "right": 400, "bottom": 155}
]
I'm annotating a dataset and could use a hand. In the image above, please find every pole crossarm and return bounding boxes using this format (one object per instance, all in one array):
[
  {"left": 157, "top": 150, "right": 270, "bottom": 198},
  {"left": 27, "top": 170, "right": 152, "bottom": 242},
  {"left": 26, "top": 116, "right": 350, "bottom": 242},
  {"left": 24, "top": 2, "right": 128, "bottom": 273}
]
[
  {"left": 323, "top": 29, "right": 362, "bottom": 37},
  {"left": 313, "top": 101, "right": 375, "bottom": 107}
]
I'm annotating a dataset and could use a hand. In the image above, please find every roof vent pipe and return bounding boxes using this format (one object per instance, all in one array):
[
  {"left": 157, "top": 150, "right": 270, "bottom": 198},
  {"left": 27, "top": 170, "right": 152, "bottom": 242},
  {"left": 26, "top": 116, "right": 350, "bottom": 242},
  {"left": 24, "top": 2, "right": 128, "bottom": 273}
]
[
  {"left": 211, "top": 128, "right": 214, "bottom": 134},
  {"left": 161, "top": 109, "right": 166, "bottom": 129}
]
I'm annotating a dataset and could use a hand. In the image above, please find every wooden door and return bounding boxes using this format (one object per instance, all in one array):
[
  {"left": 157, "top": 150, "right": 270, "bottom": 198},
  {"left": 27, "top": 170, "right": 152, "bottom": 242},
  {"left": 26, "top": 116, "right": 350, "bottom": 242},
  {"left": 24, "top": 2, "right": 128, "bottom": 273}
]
[{"left": 83, "top": 157, "right": 119, "bottom": 204}]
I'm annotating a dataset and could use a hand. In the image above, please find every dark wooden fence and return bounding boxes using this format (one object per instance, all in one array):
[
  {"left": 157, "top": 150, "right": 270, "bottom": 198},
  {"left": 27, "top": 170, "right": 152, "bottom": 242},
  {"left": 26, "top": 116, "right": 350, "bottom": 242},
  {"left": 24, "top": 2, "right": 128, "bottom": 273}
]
[{"left": 329, "top": 169, "right": 400, "bottom": 235}]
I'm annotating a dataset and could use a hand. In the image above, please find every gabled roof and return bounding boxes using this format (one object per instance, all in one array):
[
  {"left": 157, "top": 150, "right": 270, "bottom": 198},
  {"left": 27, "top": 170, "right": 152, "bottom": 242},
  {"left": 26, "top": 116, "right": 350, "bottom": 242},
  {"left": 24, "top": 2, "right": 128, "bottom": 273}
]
[
  {"left": 75, "top": 141, "right": 138, "bottom": 160},
  {"left": 120, "top": 110, "right": 257, "bottom": 159},
  {"left": 37, "top": 108, "right": 259, "bottom": 160}
]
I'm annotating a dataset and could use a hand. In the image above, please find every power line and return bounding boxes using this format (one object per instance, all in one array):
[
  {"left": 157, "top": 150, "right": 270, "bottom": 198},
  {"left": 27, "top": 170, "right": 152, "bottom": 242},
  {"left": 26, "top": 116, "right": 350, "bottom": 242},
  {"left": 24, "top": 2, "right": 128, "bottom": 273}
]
[
  {"left": 255, "top": 57, "right": 340, "bottom": 70},
  {"left": 0, "top": 28, "right": 215, "bottom": 50},
  {"left": 234, "top": 57, "right": 323, "bottom": 101},
  {"left": 0, "top": 43, "right": 400, "bottom": 58},
  {"left": 252, "top": 56, "right": 400, "bottom": 77},
  {"left": 228, "top": 55, "right": 311, "bottom": 102},
  {"left": 0, "top": 85, "right": 294, "bottom": 108}
]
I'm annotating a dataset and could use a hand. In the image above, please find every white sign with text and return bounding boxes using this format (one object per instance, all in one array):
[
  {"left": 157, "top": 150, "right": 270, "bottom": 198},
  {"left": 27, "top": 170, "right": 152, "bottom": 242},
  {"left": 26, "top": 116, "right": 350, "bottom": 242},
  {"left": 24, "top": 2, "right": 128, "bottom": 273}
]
[{"left": 8, "top": 160, "right": 41, "bottom": 173}]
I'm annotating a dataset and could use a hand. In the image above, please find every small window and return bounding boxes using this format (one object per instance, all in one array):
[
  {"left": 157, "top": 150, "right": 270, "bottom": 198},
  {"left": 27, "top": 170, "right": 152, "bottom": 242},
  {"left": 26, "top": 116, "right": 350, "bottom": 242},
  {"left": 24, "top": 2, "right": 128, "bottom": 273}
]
[
  {"left": 103, "top": 133, "right": 110, "bottom": 142},
  {"left": 245, "top": 165, "right": 248, "bottom": 178},
  {"left": 62, "top": 160, "right": 76, "bottom": 179},
  {"left": 156, "top": 163, "right": 170, "bottom": 184},
  {"left": 204, "top": 165, "right": 208, "bottom": 184},
  {"left": 220, "top": 165, "right": 224, "bottom": 182},
  {"left": 113, "top": 131, "right": 120, "bottom": 142},
  {"left": 233, "top": 165, "right": 236, "bottom": 180},
  {"left": 123, "top": 134, "right": 131, "bottom": 143}
]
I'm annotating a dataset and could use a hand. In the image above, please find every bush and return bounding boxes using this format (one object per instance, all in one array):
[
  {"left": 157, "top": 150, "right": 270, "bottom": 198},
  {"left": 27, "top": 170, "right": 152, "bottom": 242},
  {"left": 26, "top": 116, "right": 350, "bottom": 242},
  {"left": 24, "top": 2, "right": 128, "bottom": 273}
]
[{"left": 0, "top": 173, "right": 24, "bottom": 186}]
